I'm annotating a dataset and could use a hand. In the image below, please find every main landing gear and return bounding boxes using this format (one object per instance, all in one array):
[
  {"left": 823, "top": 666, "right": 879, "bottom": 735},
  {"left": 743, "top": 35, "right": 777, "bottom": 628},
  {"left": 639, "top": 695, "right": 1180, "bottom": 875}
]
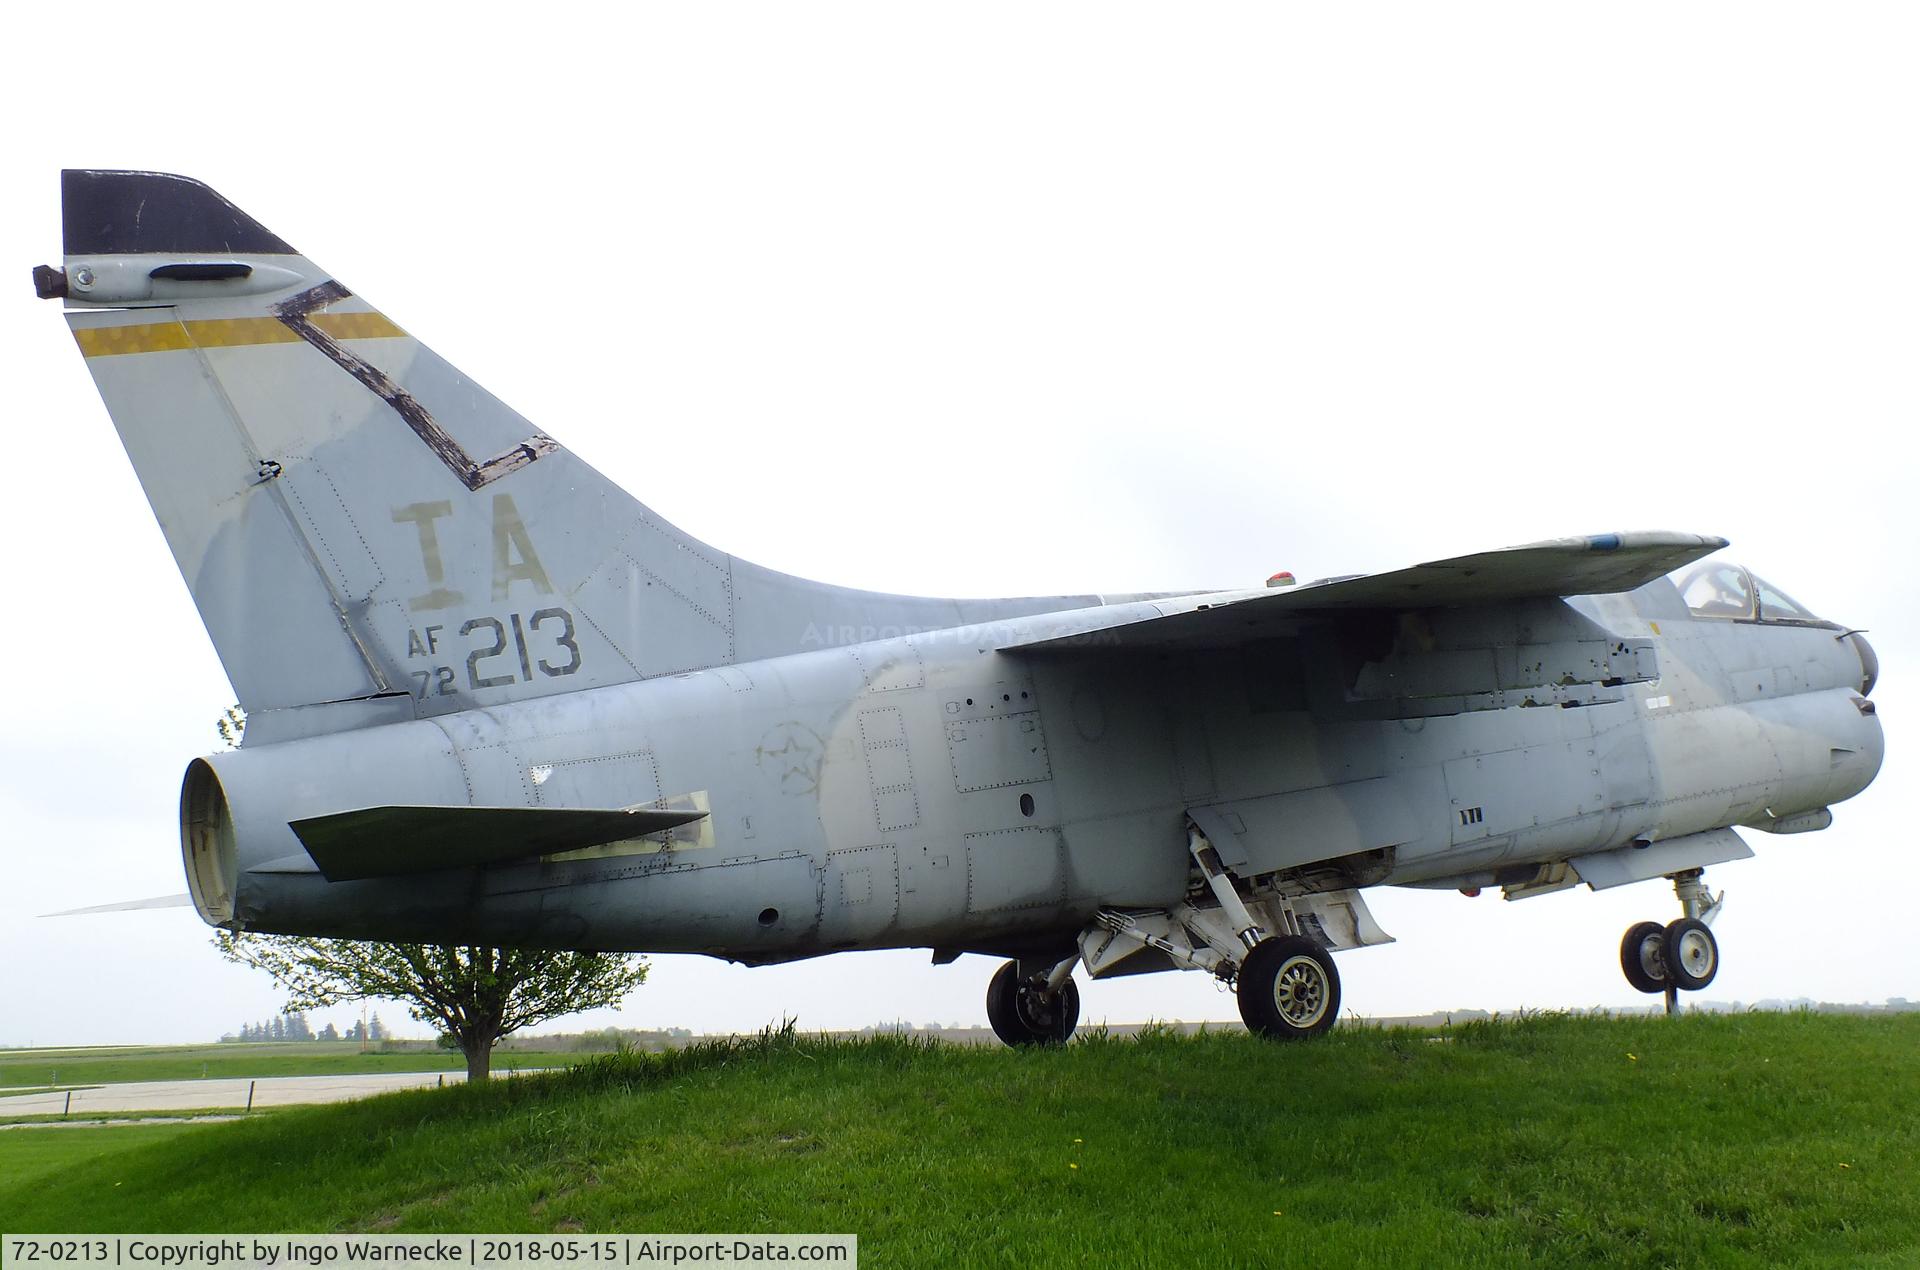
[
  {"left": 985, "top": 956, "right": 1081, "bottom": 1047},
  {"left": 1619, "top": 869, "right": 1722, "bottom": 1005},
  {"left": 1181, "top": 822, "right": 1344, "bottom": 1039},
  {"left": 1236, "top": 934, "right": 1342, "bottom": 1040},
  {"left": 985, "top": 824, "right": 1359, "bottom": 1048}
]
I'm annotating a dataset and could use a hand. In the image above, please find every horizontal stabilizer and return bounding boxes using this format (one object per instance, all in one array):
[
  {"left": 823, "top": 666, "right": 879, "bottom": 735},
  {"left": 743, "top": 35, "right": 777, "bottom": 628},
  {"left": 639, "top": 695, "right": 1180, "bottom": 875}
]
[
  {"left": 41, "top": 893, "right": 193, "bottom": 917},
  {"left": 290, "top": 804, "right": 709, "bottom": 882},
  {"left": 1009, "top": 532, "right": 1727, "bottom": 652}
]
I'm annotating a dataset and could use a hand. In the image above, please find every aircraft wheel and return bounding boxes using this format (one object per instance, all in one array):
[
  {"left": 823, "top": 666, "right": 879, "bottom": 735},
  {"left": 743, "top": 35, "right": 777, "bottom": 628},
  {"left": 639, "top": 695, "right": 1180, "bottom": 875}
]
[
  {"left": 1664, "top": 917, "right": 1719, "bottom": 991},
  {"left": 986, "top": 960, "right": 1080, "bottom": 1047},
  {"left": 1237, "top": 935, "right": 1341, "bottom": 1040},
  {"left": 1620, "top": 921, "right": 1669, "bottom": 994}
]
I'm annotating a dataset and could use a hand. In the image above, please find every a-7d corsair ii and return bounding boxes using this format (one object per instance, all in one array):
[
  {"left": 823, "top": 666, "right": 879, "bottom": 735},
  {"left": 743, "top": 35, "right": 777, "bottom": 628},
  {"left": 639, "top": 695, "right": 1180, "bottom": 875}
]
[{"left": 36, "top": 171, "right": 1884, "bottom": 1043}]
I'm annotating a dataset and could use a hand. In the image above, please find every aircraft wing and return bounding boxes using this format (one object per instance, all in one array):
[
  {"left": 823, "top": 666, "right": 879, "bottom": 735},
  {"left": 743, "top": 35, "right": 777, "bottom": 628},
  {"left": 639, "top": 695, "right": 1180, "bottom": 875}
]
[
  {"left": 1009, "top": 532, "right": 1726, "bottom": 652},
  {"left": 290, "top": 804, "right": 709, "bottom": 882}
]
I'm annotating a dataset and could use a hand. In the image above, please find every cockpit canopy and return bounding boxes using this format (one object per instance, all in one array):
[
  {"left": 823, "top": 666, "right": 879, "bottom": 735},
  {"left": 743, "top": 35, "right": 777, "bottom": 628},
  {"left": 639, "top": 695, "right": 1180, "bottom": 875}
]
[{"left": 1676, "top": 562, "right": 1828, "bottom": 626}]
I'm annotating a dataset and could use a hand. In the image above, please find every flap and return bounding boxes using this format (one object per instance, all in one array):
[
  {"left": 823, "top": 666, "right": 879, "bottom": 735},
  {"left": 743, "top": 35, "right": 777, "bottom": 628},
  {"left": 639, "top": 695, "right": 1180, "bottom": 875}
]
[
  {"left": 1009, "top": 532, "right": 1726, "bottom": 652},
  {"left": 290, "top": 803, "right": 709, "bottom": 882}
]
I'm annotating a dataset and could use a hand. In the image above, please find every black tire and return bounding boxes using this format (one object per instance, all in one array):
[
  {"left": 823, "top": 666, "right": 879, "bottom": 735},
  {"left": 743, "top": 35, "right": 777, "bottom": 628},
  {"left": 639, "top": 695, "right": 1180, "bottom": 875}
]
[
  {"left": 1664, "top": 917, "right": 1718, "bottom": 991},
  {"left": 1620, "top": 921, "right": 1668, "bottom": 994},
  {"left": 985, "top": 960, "right": 1080, "bottom": 1047},
  {"left": 1237, "top": 935, "right": 1341, "bottom": 1040}
]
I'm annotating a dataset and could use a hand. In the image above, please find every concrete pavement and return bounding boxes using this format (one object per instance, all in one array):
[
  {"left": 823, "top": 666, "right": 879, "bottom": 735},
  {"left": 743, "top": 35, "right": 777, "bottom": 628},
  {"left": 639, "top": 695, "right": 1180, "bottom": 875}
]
[{"left": 0, "top": 1069, "right": 475, "bottom": 1117}]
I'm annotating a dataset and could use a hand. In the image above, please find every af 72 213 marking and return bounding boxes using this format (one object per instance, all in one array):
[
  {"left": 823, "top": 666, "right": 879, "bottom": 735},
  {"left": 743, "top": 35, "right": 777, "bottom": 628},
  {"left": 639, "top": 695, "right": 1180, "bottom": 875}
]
[{"left": 404, "top": 608, "right": 583, "bottom": 698}]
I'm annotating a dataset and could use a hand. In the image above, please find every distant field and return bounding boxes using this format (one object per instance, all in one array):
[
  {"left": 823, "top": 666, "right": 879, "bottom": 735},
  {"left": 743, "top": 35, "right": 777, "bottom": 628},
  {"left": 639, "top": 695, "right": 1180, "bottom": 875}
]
[
  {"left": 3, "top": 1013, "right": 1916, "bottom": 1266},
  {"left": 0, "top": 1042, "right": 583, "bottom": 1088}
]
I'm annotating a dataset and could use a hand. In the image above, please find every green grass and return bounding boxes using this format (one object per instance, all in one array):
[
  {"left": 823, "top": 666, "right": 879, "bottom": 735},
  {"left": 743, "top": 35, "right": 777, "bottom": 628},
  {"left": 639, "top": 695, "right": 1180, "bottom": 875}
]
[
  {"left": 0, "top": 1043, "right": 580, "bottom": 1088},
  {"left": 0, "top": 1108, "right": 249, "bottom": 1127},
  {"left": 4, "top": 1013, "right": 1916, "bottom": 1267},
  {"left": 0, "top": 1124, "right": 211, "bottom": 1192}
]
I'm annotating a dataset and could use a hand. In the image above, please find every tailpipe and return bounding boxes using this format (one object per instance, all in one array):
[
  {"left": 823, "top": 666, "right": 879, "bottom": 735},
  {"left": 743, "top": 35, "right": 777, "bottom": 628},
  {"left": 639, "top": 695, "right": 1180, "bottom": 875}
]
[{"left": 180, "top": 758, "right": 239, "bottom": 927}]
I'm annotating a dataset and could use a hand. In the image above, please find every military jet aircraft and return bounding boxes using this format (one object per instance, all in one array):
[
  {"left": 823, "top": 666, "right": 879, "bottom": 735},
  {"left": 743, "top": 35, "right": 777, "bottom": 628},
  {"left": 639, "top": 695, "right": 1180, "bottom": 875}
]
[{"left": 35, "top": 170, "right": 1883, "bottom": 1045}]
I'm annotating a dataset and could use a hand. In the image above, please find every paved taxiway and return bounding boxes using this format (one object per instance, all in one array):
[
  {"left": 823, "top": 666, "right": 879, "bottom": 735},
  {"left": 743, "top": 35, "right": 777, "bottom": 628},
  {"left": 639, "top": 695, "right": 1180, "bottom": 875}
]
[{"left": 0, "top": 1070, "right": 485, "bottom": 1117}]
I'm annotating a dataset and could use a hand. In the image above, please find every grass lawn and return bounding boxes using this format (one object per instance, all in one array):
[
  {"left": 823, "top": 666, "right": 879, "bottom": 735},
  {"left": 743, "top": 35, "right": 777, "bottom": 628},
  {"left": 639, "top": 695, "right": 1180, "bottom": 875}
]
[
  {"left": 0, "top": 1043, "right": 580, "bottom": 1088},
  {"left": 0, "top": 1124, "right": 213, "bottom": 1193},
  {"left": 0, "top": 1109, "right": 249, "bottom": 1128},
  {"left": 2, "top": 1013, "right": 1915, "bottom": 1267}
]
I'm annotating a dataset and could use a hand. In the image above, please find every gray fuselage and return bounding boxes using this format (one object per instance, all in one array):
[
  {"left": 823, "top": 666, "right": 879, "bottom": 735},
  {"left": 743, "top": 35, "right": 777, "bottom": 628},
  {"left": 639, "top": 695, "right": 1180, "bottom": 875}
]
[{"left": 187, "top": 576, "right": 1882, "bottom": 963}]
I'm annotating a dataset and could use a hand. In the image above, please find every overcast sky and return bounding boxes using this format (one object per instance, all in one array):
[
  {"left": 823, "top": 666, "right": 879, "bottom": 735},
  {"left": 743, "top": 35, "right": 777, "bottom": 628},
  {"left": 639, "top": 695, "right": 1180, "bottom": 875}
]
[{"left": 2, "top": 4, "right": 1913, "bottom": 1047}]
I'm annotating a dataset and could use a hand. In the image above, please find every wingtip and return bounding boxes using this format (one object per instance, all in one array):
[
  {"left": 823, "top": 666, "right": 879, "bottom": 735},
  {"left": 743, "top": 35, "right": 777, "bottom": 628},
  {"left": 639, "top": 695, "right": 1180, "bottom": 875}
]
[
  {"left": 1592, "top": 531, "right": 1731, "bottom": 553},
  {"left": 1519, "top": 531, "right": 1731, "bottom": 555}
]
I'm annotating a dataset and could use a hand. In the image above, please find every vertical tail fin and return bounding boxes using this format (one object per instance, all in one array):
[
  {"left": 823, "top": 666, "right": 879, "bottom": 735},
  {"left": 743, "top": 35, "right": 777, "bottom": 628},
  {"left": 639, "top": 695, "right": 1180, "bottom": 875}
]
[
  {"left": 44, "top": 171, "right": 1134, "bottom": 744},
  {"left": 49, "top": 170, "right": 683, "bottom": 739}
]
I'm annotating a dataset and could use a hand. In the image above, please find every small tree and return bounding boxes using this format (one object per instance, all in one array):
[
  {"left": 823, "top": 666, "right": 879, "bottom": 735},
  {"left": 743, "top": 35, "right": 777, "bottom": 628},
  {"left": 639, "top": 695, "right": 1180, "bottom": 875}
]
[
  {"left": 215, "top": 935, "right": 648, "bottom": 1080},
  {"left": 215, "top": 705, "right": 246, "bottom": 748},
  {"left": 319, "top": 1022, "right": 340, "bottom": 1042}
]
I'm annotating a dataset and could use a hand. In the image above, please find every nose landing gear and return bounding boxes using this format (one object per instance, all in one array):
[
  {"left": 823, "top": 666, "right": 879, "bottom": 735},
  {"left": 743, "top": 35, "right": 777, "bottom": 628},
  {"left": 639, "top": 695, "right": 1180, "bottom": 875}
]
[
  {"left": 1620, "top": 920, "right": 1671, "bottom": 994},
  {"left": 1618, "top": 869, "right": 1722, "bottom": 1007},
  {"left": 1664, "top": 916, "right": 1718, "bottom": 991}
]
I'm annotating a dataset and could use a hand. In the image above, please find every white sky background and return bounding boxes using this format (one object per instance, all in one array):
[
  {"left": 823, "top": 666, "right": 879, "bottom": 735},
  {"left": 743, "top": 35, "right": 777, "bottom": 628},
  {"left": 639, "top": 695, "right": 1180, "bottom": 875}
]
[{"left": 0, "top": 4, "right": 1914, "bottom": 1045}]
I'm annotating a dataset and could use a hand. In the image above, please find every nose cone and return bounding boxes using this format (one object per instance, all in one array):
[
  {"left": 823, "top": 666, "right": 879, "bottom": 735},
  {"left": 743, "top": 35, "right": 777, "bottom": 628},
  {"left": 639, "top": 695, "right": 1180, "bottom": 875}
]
[
  {"left": 1845, "top": 631, "right": 1879, "bottom": 697},
  {"left": 1828, "top": 699, "right": 1885, "bottom": 807}
]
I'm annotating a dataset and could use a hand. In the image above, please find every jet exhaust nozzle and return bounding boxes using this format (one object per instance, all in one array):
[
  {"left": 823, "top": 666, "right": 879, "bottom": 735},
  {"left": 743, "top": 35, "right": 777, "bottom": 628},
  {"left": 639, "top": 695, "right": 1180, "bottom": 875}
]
[{"left": 180, "top": 758, "right": 239, "bottom": 928}]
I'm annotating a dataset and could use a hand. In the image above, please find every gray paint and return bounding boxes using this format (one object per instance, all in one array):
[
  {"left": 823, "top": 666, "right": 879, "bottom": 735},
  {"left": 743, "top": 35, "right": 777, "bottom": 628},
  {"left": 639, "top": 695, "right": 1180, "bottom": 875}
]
[{"left": 47, "top": 172, "right": 1888, "bottom": 1014}]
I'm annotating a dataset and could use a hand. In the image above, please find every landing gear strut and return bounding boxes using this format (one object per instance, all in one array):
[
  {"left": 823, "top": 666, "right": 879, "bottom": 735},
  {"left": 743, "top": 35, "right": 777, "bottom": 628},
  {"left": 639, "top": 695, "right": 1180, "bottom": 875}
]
[
  {"left": 1029, "top": 822, "right": 1385, "bottom": 1049},
  {"left": 1618, "top": 869, "right": 1722, "bottom": 1007},
  {"left": 986, "top": 956, "right": 1081, "bottom": 1046}
]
